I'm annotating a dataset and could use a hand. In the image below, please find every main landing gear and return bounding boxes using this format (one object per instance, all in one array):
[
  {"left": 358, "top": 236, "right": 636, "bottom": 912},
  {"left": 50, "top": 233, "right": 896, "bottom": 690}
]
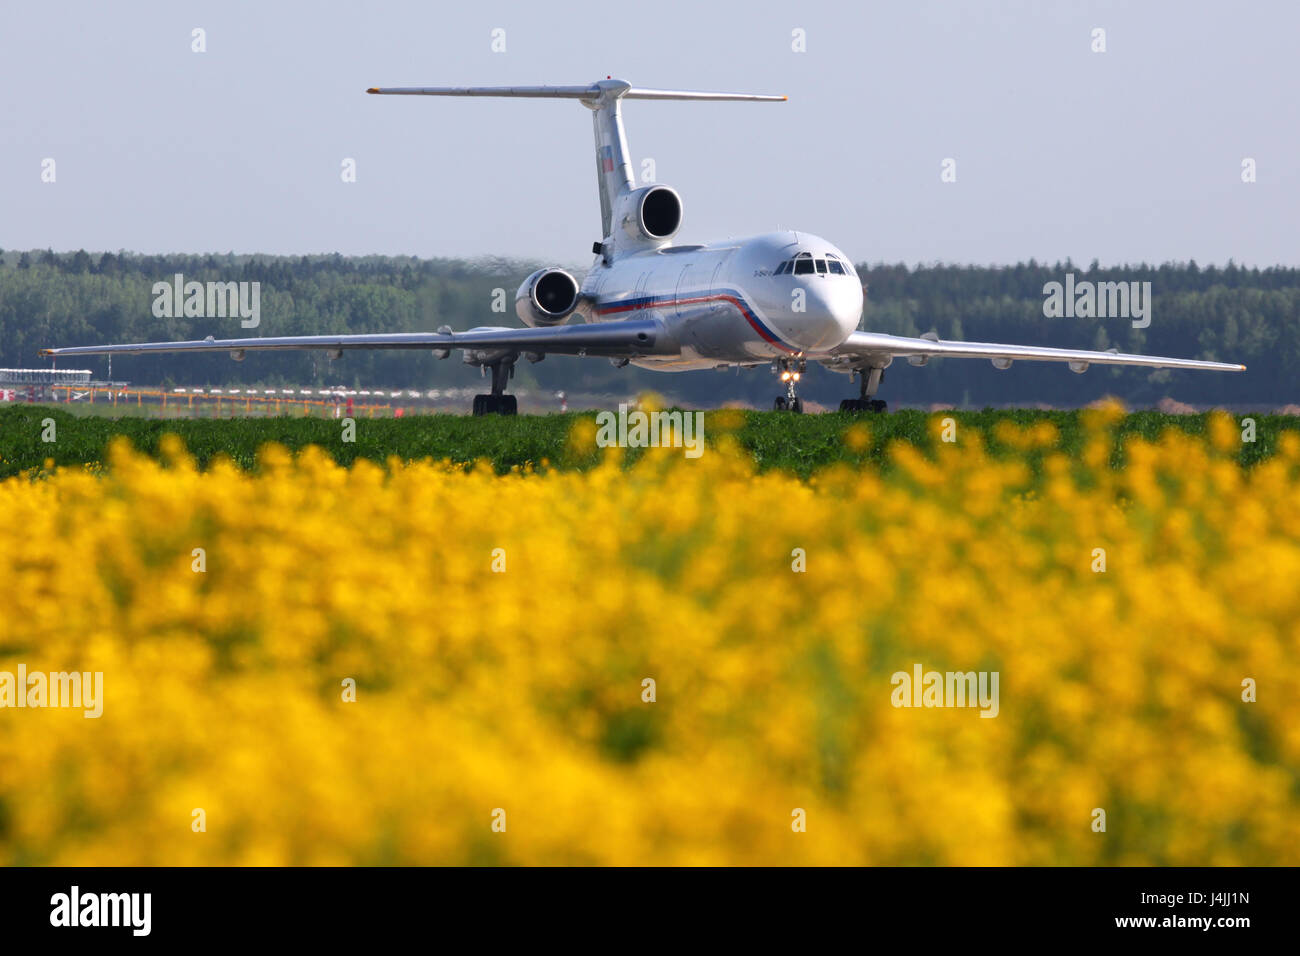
[
  {"left": 839, "top": 366, "right": 888, "bottom": 413},
  {"left": 472, "top": 359, "right": 518, "bottom": 416},
  {"left": 773, "top": 358, "right": 805, "bottom": 413}
]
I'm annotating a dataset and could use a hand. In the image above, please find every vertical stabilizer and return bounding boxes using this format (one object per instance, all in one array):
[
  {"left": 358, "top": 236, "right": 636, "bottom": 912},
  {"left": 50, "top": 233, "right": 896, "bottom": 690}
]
[{"left": 583, "top": 80, "right": 636, "bottom": 243}]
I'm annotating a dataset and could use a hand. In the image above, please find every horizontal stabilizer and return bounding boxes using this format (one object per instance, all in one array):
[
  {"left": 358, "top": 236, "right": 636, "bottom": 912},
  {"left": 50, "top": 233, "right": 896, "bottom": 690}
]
[{"left": 366, "top": 84, "right": 785, "bottom": 102}]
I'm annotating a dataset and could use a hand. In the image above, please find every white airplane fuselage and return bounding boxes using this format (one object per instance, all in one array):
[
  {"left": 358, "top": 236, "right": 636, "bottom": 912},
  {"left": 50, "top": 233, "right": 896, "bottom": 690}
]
[{"left": 575, "top": 230, "right": 863, "bottom": 371}]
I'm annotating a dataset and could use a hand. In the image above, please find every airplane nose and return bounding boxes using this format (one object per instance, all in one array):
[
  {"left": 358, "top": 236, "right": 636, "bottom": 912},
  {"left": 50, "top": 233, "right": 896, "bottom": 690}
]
[
  {"left": 829, "top": 282, "right": 863, "bottom": 336},
  {"left": 793, "top": 281, "right": 862, "bottom": 351}
]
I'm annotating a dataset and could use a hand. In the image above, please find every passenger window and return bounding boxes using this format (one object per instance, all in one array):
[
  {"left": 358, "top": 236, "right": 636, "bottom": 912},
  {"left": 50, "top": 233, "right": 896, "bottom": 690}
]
[
  {"left": 793, "top": 258, "right": 814, "bottom": 275},
  {"left": 814, "top": 259, "right": 827, "bottom": 274}
]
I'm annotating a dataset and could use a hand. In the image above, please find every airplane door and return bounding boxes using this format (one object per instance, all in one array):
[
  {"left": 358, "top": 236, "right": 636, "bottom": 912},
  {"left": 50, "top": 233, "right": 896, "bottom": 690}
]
[
  {"left": 631, "top": 271, "right": 652, "bottom": 312},
  {"left": 709, "top": 260, "right": 728, "bottom": 299},
  {"left": 674, "top": 264, "right": 694, "bottom": 318}
]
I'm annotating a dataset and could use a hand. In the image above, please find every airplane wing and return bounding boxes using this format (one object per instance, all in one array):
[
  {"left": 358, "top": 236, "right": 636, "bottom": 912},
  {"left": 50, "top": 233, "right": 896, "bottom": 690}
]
[
  {"left": 39, "top": 319, "right": 667, "bottom": 361},
  {"left": 825, "top": 331, "right": 1245, "bottom": 373}
]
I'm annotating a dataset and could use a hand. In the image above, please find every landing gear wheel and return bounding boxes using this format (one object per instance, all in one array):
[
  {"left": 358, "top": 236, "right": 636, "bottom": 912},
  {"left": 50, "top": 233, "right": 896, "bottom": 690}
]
[
  {"left": 790, "top": 398, "right": 803, "bottom": 414},
  {"left": 774, "top": 396, "right": 788, "bottom": 411},
  {"left": 472, "top": 394, "right": 516, "bottom": 416},
  {"left": 839, "top": 398, "right": 888, "bottom": 413}
]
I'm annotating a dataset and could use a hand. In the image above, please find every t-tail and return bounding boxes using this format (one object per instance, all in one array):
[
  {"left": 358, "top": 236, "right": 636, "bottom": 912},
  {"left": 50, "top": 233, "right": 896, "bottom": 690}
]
[{"left": 366, "top": 79, "right": 785, "bottom": 260}]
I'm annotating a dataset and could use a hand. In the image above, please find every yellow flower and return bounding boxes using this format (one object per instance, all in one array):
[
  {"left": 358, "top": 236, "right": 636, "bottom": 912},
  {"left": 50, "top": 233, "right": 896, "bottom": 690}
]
[
  {"left": 0, "top": 424, "right": 1296, "bottom": 866},
  {"left": 842, "top": 423, "right": 870, "bottom": 453}
]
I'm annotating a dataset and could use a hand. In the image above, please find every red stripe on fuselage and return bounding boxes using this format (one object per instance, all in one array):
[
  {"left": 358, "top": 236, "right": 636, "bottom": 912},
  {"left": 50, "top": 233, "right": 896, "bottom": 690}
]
[{"left": 595, "top": 291, "right": 798, "bottom": 353}]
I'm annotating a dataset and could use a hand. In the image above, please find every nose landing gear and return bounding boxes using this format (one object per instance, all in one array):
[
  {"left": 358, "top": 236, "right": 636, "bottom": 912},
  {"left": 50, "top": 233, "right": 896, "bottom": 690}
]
[
  {"left": 839, "top": 366, "right": 888, "bottom": 413},
  {"left": 773, "top": 358, "right": 805, "bottom": 413}
]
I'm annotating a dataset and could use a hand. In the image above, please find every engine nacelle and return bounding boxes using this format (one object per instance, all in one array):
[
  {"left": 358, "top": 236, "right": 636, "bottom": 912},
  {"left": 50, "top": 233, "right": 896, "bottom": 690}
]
[
  {"left": 617, "top": 185, "right": 683, "bottom": 244},
  {"left": 515, "top": 268, "right": 580, "bottom": 327}
]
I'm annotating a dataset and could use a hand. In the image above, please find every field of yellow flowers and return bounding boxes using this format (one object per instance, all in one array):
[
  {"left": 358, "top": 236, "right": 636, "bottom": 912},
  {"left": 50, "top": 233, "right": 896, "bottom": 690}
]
[{"left": 1, "top": 409, "right": 1298, "bottom": 865}]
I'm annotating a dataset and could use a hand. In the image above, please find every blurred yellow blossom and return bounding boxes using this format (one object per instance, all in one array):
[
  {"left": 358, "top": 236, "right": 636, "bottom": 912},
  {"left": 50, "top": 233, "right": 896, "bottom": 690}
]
[{"left": 0, "top": 423, "right": 1297, "bottom": 865}]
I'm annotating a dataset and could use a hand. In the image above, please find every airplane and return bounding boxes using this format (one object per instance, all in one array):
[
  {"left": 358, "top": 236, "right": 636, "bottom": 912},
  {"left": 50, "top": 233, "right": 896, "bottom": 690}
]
[{"left": 42, "top": 78, "right": 1245, "bottom": 414}]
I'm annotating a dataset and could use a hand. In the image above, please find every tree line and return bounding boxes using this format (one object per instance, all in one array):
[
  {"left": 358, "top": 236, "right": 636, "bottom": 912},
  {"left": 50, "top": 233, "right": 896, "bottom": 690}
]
[{"left": 1, "top": 249, "right": 1295, "bottom": 407}]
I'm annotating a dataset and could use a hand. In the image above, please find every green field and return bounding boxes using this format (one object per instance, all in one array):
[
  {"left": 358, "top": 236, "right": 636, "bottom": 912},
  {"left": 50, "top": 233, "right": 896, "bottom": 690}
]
[{"left": 2, "top": 404, "right": 1297, "bottom": 479}]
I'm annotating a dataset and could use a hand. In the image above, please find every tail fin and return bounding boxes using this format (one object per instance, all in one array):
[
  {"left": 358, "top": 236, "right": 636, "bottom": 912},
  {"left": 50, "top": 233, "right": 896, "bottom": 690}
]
[{"left": 367, "top": 80, "right": 785, "bottom": 245}]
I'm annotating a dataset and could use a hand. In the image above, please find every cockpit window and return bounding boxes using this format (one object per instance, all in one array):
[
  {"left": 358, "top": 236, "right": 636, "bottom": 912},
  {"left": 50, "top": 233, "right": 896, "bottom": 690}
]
[{"left": 775, "top": 251, "right": 853, "bottom": 276}]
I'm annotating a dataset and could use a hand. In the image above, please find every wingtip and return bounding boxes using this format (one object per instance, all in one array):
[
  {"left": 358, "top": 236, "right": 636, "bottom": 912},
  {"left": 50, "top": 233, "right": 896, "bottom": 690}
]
[
  {"left": 37, "top": 348, "right": 52, "bottom": 357},
  {"left": 366, "top": 87, "right": 380, "bottom": 94}
]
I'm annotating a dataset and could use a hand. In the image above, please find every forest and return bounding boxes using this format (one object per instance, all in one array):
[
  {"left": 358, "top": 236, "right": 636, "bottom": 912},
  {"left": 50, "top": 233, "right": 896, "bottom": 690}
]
[{"left": 2, "top": 249, "right": 1295, "bottom": 408}]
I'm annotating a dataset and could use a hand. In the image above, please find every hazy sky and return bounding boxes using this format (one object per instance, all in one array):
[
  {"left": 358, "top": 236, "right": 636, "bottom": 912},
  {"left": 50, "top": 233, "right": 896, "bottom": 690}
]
[{"left": 2, "top": 0, "right": 1296, "bottom": 266}]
